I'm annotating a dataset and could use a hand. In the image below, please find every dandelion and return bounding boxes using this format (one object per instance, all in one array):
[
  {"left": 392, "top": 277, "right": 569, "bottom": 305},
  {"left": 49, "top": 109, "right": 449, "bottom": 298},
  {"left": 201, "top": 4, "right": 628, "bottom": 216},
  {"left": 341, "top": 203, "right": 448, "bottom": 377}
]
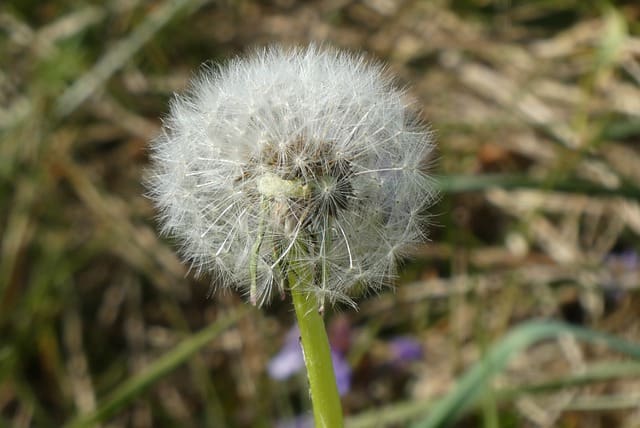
[
  {"left": 147, "top": 44, "right": 435, "bottom": 427},
  {"left": 148, "top": 44, "right": 435, "bottom": 308}
]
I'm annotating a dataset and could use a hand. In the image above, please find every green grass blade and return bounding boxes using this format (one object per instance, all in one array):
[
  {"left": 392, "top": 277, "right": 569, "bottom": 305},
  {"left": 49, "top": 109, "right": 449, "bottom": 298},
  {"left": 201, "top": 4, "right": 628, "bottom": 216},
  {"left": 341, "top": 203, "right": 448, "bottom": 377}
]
[
  {"left": 505, "top": 360, "right": 640, "bottom": 396},
  {"left": 436, "top": 174, "right": 640, "bottom": 198},
  {"left": 345, "top": 360, "right": 640, "bottom": 428},
  {"left": 64, "top": 308, "right": 248, "bottom": 428},
  {"left": 412, "top": 321, "right": 640, "bottom": 428}
]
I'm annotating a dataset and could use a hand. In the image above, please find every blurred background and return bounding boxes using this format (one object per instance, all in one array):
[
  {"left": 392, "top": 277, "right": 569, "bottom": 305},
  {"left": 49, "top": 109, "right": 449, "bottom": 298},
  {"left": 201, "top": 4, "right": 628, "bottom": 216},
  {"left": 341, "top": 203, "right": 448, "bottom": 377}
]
[{"left": 1, "top": 0, "right": 640, "bottom": 427}]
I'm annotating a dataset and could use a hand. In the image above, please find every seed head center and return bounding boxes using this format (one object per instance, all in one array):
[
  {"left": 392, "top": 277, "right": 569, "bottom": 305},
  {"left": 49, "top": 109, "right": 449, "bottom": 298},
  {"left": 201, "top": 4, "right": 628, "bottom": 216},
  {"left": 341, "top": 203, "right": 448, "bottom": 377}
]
[{"left": 257, "top": 172, "right": 310, "bottom": 199}]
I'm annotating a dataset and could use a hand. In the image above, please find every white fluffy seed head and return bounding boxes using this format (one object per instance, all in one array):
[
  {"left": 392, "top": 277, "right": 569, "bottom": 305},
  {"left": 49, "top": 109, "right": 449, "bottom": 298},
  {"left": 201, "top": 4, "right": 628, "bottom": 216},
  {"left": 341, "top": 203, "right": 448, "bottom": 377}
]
[{"left": 147, "top": 44, "right": 436, "bottom": 308}]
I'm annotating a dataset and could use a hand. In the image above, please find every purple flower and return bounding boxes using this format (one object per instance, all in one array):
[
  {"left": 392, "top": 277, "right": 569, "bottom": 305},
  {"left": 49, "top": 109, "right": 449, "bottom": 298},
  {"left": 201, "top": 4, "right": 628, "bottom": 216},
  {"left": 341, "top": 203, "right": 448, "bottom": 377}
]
[
  {"left": 603, "top": 249, "right": 637, "bottom": 308},
  {"left": 268, "top": 324, "right": 352, "bottom": 396},
  {"left": 389, "top": 336, "right": 423, "bottom": 365},
  {"left": 606, "top": 249, "right": 639, "bottom": 272},
  {"left": 267, "top": 326, "right": 305, "bottom": 380},
  {"left": 331, "top": 350, "right": 352, "bottom": 396},
  {"left": 275, "top": 414, "right": 314, "bottom": 428}
]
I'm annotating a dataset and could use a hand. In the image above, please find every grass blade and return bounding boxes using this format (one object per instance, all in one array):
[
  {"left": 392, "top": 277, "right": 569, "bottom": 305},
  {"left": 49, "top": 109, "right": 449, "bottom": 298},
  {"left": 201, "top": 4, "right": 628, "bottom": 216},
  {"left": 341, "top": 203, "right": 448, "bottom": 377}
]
[
  {"left": 412, "top": 321, "right": 640, "bottom": 428},
  {"left": 64, "top": 308, "right": 248, "bottom": 428},
  {"left": 436, "top": 174, "right": 640, "bottom": 198}
]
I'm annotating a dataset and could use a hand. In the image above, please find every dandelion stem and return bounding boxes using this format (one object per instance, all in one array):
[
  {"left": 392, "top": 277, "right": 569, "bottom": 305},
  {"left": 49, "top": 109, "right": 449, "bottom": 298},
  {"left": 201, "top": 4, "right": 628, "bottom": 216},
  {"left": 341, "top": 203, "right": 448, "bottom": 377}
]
[
  {"left": 249, "top": 197, "right": 267, "bottom": 305},
  {"left": 289, "top": 264, "right": 343, "bottom": 428}
]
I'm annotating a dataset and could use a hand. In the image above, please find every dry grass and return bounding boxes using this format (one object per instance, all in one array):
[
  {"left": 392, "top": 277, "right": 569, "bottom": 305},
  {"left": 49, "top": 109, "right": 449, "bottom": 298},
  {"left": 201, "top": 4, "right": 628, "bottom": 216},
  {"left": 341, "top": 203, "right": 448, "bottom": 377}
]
[{"left": 1, "top": 0, "right": 639, "bottom": 427}]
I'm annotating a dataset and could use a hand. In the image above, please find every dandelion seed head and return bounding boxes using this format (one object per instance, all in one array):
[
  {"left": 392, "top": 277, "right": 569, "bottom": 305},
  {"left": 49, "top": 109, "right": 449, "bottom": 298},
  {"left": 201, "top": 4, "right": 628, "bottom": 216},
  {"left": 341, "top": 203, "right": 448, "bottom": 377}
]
[{"left": 147, "top": 44, "right": 436, "bottom": 307}]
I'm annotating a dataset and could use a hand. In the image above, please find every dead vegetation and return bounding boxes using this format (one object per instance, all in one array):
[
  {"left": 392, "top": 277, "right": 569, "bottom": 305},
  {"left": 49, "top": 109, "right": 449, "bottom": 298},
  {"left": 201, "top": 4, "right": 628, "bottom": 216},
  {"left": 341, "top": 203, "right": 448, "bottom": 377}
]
[{"left": 1, "top": 1, "right": 639, "bottom": 427}]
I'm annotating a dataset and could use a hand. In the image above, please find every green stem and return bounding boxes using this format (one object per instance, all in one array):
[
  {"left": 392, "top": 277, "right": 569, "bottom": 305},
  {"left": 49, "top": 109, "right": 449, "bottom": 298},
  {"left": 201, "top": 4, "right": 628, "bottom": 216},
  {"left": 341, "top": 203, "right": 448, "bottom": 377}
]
[{"left": 289, "top": 266, "right": 343, "bottom": 428}]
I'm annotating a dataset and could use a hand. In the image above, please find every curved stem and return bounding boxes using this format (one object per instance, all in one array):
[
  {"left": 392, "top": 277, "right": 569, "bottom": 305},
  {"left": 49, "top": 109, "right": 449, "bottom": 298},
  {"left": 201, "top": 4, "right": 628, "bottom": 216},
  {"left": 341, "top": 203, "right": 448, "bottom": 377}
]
[{"left": 289, "top": 266, "right": 344, "bottom": 428}]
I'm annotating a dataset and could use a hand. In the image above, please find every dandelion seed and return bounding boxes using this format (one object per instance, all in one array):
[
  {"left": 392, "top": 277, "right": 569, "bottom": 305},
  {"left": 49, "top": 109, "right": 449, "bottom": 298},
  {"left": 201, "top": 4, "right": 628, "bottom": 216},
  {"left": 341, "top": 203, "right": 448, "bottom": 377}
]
[{"left": 147, "top": 44, "right": 436, "bottom": 308}]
